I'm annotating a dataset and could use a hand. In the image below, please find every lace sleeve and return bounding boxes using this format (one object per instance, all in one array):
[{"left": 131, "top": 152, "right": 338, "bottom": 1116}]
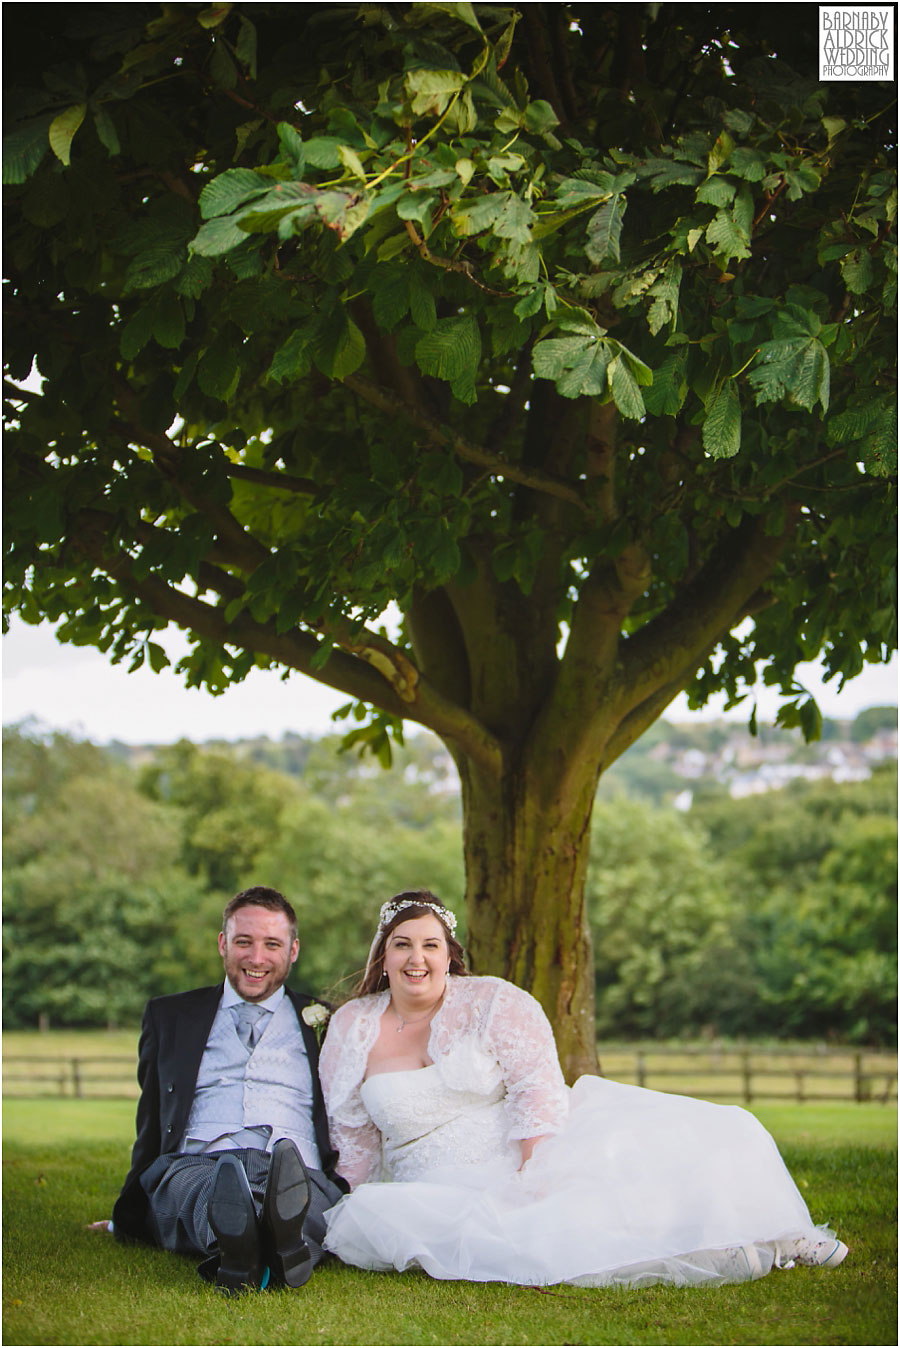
[
  {"left": 318, "top": 998, "right": 384, "bottom": 1189},
  {"left": 482, "top": 980, "right": 569, "bottom": 1141}
]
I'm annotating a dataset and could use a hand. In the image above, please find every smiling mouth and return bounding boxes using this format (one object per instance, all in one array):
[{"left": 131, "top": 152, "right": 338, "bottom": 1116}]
[
  {"left": 243, "top": 970, "right": 269, "bottom": 980},
  {"left": 404, "top": 970, "right": 428, "bottom": 979}
]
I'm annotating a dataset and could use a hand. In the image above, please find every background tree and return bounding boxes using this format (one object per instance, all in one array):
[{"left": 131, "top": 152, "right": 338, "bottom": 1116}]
[
  {"left": 3, "top": 4, "right": 895, "bottom": 1074},
  {"left": 694, "top": 768, "right": 898, "bottom": 1044},
  {"left": 3, "top": 724, "right": 895, "bottom": 1042},
  {"left": 586, "top": 797, "right": 756, "bottom": 1039},
  {"left": 2, "top": 726, "right": 195, "bottom": 1026}
]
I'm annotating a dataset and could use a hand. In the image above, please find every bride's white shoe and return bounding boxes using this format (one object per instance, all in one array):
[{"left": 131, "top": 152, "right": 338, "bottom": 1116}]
[{"left": 778, "top": 1236, "right": 849, "bottom": 1269}]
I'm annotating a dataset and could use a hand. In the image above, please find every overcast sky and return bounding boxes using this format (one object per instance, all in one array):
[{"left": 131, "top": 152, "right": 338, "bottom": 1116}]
[{"left": 3, "top": 615, "right": 896, "bottom": 746}]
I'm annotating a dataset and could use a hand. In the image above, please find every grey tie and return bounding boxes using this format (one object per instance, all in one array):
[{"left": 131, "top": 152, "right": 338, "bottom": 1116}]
[{"left": 232, "top": 1002, "right": 267, "bottom": 1050}]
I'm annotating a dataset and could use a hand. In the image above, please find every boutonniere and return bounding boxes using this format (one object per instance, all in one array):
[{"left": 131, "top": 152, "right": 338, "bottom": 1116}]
[{"left": 301, "top": 1002, "right": 331, "bottom": 1044}]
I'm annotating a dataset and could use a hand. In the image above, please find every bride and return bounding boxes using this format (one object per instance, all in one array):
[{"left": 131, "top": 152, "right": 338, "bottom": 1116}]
[{"left": 319, "top": 891, "right": 848, "bottom": 1287}]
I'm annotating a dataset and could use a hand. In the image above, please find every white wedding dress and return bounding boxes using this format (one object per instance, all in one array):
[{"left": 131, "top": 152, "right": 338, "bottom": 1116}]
[{"left": 320, "top": 977, "right": 837, "bottom": 1287}]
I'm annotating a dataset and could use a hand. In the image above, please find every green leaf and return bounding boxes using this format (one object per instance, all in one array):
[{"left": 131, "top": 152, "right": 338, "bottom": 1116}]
[
  {"left": 92, "top": 105, "right": 121, "bottom": 157},
  {"left": 267, "top": 329, "right": 312, "bottom": 383},
  {"left": 191, "top": 214, "right": 254, "bottom": 257},
  {"left": 707, "top": 130, "right": 734, "bottom": 175},
  {"left": 371, "top": 266, "right": 410, "bottom": 330},
  {"left": 209, "top": 41, "right": 238, "bottom": 90},
  {"left": 314, "top": 314, "right": 366, "bottom": 380},
  {"left": 609, "top": 354, "right": 645, "bottom": 420},
  {"left": 124, "top": 237, "right": 187, "bottom": 292},
  {"left": 197, "top": 3, "right": 232, "bottom": 28},
  {"left": 643, "top": 353, "right": 686, "bottom": 417},
  {"left": 841, "top": 249, "right": 875, "bottom": 294},
  {"left": 585, "top": 195, "right": 626, "bottom": 265},
  {"left": 236, "top": 15, "right": 258, "bottom": 77},
  {"left": 729, "top": 147, "right": 767, "bottom": 182},
  {"left": 415, "top": 315, "right": 481, "bottom": 403},
  {"left": 21, "top": 173, "right": 69, "bottom": 228},
  {"left": 151, "top": 292, "right": 185, "bottom": 349},
  {"left": 404, "top": 68, "right": 466, "bottom": 117},
  {"left": 338, "top": 144, "right": 367, "bottom": 180},
  {"left": 451, "top": 191, "right": 533, "bottom": 240},
  {"left": 173, "top": 351, "right": 199, "bottom": 400},
  {"left": 199, "top": 169, "right": 270, "bottom": 219},
  {"left": 198, "top": 335, "right": 241, "bottom": 401},
  {"left": 523, "top": 99, "right": 560, "bottom": 137},
  {"left": 119, "top": 302, "right": 157, "bottom": 361},
  {"left": 48, "top": 104, "right": 86, "bottom": 167},
  {"left": 277, "top": 122, "right": 305, "bottom": 173},
  {"left": 302, "top": 137, "right": 344, "bottom": 169},
  {"left": 702, "top": 381, "right": 742, "bottom": 458},
  {"left": 408, "top": 270, "right": 436, "bottom": 331},
  {"left": 2, "top": 114, "right": 53, "bottom": 184},
  {"left": 408, "top": 1, "right": 482, "bottom": 31},
  {"left": 556, "top": 342, "right": 613, "bottom": 399},
  {"left": 532, "top": 335, "right": 589, "bottom": 380},
  {"left": 455, "top": 157, "right": 475, "bottom": 186},
  {"left": 397, "top": 189, "right": 437, "bottom": 232},
  {"left": 696, "top": 177, "right": 736, "bottom": 207},
  {"left": 146, "top": 641, "right": 171, "bottom": 673},
  {"left": 554, "top": 175, "right": 618, "bottom": 206},
  {"left": 705, "top": 210, "right": 751, "bottom": 262},
  {"left": 646, "top": 261, "right": 682, "bottom": 335}
]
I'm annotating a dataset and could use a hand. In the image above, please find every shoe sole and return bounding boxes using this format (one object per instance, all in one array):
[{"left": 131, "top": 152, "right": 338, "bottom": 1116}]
[
  {"left": 263, "top": 1142, "right": 314, "bottom": 1287},
  {"left": 208, "top": 1159, "right": 263, "bottom": 1291}
]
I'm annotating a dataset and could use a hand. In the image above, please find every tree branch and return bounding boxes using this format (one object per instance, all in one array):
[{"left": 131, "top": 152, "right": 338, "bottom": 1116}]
[
  {"left": 344, "top": 374, "right": 592, "bottom": 513},
  {"left": 225, "top": 463, "right": 319, "bottom": 495},
  {"left": 616, "top": 507, "right": 801, "bottom": 716},
  {"left": 111, "top": 393, "right": 271, "bottom": 575},
  {"left": 71, "top": 514, "right": 503, "bottom": 775}
]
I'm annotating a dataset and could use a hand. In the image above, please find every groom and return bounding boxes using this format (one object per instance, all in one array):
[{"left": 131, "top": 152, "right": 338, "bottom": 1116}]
[{"left": 110, "top": 886, "right": 347, "bottom": 1291}]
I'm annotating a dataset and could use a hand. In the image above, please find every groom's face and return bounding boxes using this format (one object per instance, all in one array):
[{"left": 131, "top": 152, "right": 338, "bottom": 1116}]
[{"left": 218, "top": 904, "right": 299, "bottom": 1002}]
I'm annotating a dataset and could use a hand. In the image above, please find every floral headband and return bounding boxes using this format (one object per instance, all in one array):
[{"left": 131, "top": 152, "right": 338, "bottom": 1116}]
[
  {"left": 365, "top": 895, "right": 458, "bottom": 977},
  {"left": 376, "top": 896, "right": 457, "bottom": 936}
]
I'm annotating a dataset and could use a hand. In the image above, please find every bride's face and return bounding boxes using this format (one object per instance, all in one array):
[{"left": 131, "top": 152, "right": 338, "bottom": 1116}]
[{"left": 383, "top": 914, "right": 449, "bottom": 1002}]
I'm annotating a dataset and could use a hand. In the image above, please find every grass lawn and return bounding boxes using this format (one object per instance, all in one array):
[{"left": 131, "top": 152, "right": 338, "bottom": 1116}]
[{"left": 2, "top": 1098, "right": 896, "bottom": 1346}]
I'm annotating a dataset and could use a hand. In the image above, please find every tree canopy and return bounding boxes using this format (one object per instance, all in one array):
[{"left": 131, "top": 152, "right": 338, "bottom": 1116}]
[{"left": 3, "top": 3, "right": 896, "bottom": 1074}]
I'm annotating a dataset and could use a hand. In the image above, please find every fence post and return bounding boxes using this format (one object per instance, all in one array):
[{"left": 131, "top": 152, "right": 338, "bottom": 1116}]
[
  {"left": 795, "top": 1070, "right": 805, "bottom": 1104},
  {"left": 854, "top": 1052, "right": 864, "bottom": 1102},
  {"left": 636, "top": 1050, "right": 646, "bottom": 1089},
  {"left": 72, "top": 1059, "right": 82, "bottom": 1099},
  {"left": 742, "top": 1050, "right": 752, "bottom": 1104}
]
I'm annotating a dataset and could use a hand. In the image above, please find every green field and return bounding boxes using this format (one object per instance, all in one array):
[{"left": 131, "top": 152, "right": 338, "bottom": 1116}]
[{"left": 2, "top": 1086, "right": 896, "bottom": 1346}]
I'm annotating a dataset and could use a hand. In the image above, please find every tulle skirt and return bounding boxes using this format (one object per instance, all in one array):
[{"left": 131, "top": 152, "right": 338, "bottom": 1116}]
[{"left": 323, "top": 1076, "right": 834, "bottom": 1286}]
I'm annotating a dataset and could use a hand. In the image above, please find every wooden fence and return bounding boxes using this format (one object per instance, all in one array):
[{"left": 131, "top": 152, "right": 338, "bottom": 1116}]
[
  {"left": 596, "top": 1045, "right": 897, "bottom": 1104},
  {"left": 3, "top": 1046, "right": 897, "bottom": 1104}
]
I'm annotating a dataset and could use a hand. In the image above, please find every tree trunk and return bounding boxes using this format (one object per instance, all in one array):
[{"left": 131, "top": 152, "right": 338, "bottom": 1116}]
[{"left": 456, "top": 754, "right": 600, "bottom": 1083}]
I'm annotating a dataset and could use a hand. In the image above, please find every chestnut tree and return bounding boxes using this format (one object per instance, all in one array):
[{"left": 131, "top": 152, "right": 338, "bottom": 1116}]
[{"left": 4, "top": 3, "right": 896, "bottom": 1075}]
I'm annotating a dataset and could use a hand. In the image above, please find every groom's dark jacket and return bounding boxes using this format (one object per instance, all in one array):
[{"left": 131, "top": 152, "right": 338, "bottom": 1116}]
[{"left": 111, "top": 984, "right": 347, "bottom": 1245}]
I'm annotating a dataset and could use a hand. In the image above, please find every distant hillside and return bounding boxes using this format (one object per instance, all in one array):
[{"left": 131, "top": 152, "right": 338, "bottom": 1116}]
[{"left": 105, "top": 705, "right": 897, "bottom": 810}]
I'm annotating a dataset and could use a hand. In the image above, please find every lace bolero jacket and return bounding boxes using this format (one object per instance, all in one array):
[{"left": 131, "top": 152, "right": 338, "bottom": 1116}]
[{"left": 318, "top": 975, "right": 569, "bottom": 1188}]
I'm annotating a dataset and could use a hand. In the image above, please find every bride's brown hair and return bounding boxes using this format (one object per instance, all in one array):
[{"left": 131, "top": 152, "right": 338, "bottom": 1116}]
[{"left": 353, "top": 890, "right": 468, "bottom": 997}]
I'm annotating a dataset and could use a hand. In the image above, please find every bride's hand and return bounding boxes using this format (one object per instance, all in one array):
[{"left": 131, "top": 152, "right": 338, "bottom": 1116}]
[
  {"left": 518, "top": 1136, "right": 545, "bottom": 1168},
  {"left": 87, "top": 1219, "right": 112, "bottom": 1233}
]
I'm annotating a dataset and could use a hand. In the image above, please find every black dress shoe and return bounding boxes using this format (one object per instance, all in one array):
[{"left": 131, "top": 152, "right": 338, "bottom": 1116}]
[
  {"left": 261, "top": 1139, "right": 314, "bottom": 1288},
  {"left": 207, "top": 1154, "right": 264, "bottom": 1292}
]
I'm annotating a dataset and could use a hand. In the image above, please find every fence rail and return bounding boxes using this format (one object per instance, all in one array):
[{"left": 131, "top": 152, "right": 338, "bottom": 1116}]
[
  {"left": 597, "top": 1046, "right": 897, "bottom": 1104},
  {"left": 3, "top": 1048, "right": 897, "bottom": 1104}
]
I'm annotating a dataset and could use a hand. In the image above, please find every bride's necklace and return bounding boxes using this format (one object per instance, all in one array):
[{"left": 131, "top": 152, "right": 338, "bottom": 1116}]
[{"left": 391, "top": 998, "right": 443, "bottom": 1033}]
